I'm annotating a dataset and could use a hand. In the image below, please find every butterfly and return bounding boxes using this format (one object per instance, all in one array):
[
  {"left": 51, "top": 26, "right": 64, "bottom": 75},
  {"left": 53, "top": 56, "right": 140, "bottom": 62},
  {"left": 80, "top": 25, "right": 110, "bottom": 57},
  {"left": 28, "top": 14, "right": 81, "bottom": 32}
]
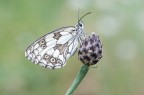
[{"left": 25, "top": 12, "right": 91, "bottom": 69}]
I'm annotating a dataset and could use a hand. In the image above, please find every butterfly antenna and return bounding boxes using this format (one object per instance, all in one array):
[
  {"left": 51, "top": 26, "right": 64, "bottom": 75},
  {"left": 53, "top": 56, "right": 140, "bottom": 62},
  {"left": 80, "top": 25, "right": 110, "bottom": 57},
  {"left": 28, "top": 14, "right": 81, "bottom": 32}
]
[
  {"left": 78, "top": 8, "right": 80, "bottom": 23},
  {"left": 78, "top": 12, "right": 91, "bottom": 22}
]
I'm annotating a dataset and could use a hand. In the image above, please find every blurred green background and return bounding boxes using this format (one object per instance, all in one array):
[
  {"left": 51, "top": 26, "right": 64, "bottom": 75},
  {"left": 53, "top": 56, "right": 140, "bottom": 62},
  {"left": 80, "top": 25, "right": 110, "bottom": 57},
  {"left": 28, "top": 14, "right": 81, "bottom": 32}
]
[{"left": 0, "top": 0, "right": 144, "bottom": 95}]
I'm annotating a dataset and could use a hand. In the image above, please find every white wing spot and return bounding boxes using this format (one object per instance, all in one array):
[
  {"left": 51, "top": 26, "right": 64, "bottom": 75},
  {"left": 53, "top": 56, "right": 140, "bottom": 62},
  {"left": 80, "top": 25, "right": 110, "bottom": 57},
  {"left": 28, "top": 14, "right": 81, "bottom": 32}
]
[
  {"left": 53, "top": 49, "right": 60, "bottom": 58},
  {"left": 57, "top": 34, "right": 73, "bottom": 44}
]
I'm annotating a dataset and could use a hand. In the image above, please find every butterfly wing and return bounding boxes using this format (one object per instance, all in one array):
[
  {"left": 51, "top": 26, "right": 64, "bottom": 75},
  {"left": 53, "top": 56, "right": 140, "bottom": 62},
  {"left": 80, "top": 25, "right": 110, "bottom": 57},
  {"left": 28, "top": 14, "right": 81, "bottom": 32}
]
[{"left": 25, "top": 26, "right": 79, "bottom": 69}]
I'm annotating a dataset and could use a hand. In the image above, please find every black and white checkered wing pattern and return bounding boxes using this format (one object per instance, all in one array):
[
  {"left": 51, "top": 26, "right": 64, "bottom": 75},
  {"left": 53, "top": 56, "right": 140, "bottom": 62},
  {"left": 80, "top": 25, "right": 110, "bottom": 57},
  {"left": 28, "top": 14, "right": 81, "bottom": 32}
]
[{"left": 25, "top": 27, "right": 79, "bottom": 69}]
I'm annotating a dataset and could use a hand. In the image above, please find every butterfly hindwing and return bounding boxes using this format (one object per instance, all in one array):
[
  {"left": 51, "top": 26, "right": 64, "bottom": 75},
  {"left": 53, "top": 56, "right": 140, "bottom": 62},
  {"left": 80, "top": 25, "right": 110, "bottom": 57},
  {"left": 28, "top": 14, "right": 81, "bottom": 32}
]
[
  {"left": 25, "top": 26, "right": 79, "bottom": 69},
  {"left": 25, "top": 12, "right": 92, "bottom": 69}
]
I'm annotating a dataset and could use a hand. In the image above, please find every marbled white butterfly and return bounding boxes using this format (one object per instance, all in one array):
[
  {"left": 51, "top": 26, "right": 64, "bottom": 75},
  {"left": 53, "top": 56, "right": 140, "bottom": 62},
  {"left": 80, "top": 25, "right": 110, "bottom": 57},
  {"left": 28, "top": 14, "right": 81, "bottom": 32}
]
[{"left": 25, "top": 12, "right": 91, "bottom": 69}]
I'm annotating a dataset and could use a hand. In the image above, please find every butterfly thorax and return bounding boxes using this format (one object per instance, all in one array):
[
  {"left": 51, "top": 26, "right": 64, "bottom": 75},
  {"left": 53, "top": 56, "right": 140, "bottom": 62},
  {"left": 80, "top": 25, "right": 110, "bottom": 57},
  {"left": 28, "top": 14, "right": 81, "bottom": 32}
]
[{"left": 75, "top": 21, "right": 86, "bottom": 44}]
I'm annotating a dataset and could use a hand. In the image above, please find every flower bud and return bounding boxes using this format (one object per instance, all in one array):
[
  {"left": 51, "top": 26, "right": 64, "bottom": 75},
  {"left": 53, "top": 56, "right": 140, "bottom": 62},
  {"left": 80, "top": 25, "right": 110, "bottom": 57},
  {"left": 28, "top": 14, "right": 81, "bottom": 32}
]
[{"left": 78, "top": 33, "right": 103, "bottom": 66}]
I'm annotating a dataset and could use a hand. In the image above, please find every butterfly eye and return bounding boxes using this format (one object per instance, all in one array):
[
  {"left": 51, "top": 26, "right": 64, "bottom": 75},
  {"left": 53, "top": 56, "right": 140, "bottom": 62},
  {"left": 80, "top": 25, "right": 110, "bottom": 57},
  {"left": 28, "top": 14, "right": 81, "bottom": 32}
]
[{"left": 79, "top": 23, "right": 82, "bottom": 27}]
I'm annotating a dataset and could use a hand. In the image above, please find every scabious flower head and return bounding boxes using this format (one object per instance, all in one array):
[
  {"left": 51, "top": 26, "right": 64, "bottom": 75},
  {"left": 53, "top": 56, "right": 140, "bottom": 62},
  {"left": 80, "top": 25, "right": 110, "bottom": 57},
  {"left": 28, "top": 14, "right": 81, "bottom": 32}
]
[{"left": 78, "top": 33, "right": 103, "bottom": 66}]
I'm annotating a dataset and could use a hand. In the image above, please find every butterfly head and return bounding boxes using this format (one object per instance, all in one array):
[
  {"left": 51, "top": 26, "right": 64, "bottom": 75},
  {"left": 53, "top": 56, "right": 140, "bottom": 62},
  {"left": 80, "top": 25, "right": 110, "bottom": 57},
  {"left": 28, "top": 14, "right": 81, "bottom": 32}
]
[
  {"left": 76, "top": 20, "right": 84, "bottom": 30},
  {"left": 76, "top": 12, "right": 91, "bottom": 35}
]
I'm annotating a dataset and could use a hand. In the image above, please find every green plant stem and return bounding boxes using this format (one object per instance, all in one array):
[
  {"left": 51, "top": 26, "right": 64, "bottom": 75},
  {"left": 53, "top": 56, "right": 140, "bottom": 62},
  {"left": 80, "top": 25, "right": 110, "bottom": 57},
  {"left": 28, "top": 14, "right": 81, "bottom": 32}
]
[{"left": 65, "top": 64, "right": 89, "bottom": 95}]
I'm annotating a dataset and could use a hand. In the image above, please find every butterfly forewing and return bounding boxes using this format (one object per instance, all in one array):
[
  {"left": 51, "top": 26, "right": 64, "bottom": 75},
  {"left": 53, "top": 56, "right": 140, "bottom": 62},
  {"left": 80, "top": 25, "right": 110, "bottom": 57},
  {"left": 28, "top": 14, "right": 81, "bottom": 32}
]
[{"left": 25, "top": 26, "right": 79, "bottom": 69}]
